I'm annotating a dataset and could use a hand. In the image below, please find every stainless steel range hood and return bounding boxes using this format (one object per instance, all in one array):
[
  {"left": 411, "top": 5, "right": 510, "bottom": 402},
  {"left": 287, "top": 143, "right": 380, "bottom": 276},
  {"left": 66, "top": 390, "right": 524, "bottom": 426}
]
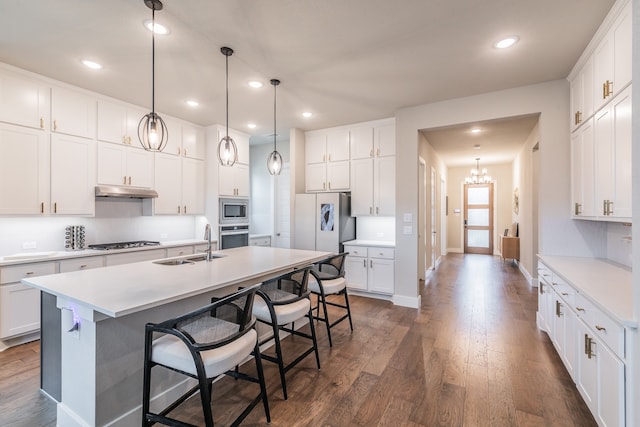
[{"left": 95, "top": 185, "right": 158, "bottom": 199}]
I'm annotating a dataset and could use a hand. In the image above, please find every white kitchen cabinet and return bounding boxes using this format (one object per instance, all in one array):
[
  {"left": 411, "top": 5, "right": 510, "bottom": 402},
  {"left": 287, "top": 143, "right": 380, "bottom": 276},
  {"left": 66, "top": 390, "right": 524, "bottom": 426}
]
[
  {"left": 50, "top": 133, "right": 96, "bottom": 215},
  {"left": 97, "top": 142, "right": 153, "bottom": 188},
  {"left": 250, "top": 236, "right": 271, "bottom": 247},
  {"left": 0, "top": 123, "right": 49, "bottom": 215},
  {"left": 0, "top": 261, "right": 55, "bottom": 340},
  {"left": 182, "top": 123, "right": 205, "bottom": 160},
  {"left": 551, "top": 293, "right": 577, "bottom": 380},
  {"left": 219, "top": 162, "right": 250, "bottom": 197},
  {"left": 351, "top": 123, "right": 395, "bottom": 216},
  {"left": 51, "top": 86, "right": 96, "bottom": 139},
  {"left": 305, "top": 129, "right": 350, "bottom": 192},
  {"left": 154, "top": 154, "right": 204, "bottom": 215},
  {"left": 593, "top": 1, "right": 631, "bottom": 112},
  {"left": 105, "top": 249, "right": 165, "bottom": 266},
  {"left": 344, "top": 245, "right": 394, "bottom": 295},
  {"left": 58, "top": 257, "right": 104, "bottom": 273},
  {"left": 0, "top": 69, "right": 49, "bottom": 130},
  {"left": 570, "top": 118, "right": 595, "bottom": 218},
  {"left": 166, "top": 246, "right": 194, "bottom": 258},
  {"left": 97, "top": 99, "right": 147, "bottom": 148},
  {"left": 594, "top": 84, "right": 632, "bottom": 221},
  {"left": 569, "top": 56, "right": 594, "bottom": 132}
]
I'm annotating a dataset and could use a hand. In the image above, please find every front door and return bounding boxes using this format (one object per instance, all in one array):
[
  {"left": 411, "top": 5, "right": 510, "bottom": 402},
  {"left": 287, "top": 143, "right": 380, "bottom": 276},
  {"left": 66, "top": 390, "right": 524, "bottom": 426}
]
[{"left": 464, "top": 183, "right": 493, "bottom": 254}]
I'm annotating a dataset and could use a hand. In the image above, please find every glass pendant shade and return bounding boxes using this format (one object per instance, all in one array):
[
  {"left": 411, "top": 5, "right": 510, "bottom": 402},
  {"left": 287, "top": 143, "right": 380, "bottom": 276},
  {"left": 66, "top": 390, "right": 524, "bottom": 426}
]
[
  {"left": 267, "top": 78, "right": 282, "bottom": 175},
  {"left": 218, "top": 46, "right": 238, "bottom": 167},
  {"left": 267, "top": 150, "right": 283, "bottom": 175},
  {"left": 465, "top": 158, "right": 491, "bottom": 184},
  {"left": 138, "top": 0, "right": 168, "bottom": 152}
]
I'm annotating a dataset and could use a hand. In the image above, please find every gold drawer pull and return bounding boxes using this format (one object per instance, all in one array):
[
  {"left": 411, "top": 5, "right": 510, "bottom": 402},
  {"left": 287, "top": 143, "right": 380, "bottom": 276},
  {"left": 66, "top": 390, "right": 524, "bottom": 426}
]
[
  {"left": 25, "top": 271, "right": 34, "bottom": 275},
  {"left": 561, "top": 292, "right": 568, "bottom": 296},
  {"left": 80, "top": 264, "right": 87, "bottom": 269},
  {"left": 576, "top": 307, "right": 585, "bottom": 312},
  {"left": 595, "top": 325, "right": 606, "bottom": 332}
]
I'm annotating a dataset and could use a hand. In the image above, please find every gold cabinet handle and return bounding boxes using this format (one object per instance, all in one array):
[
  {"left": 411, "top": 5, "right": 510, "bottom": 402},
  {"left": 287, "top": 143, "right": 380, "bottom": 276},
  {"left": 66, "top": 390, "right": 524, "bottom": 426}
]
[
  {"left": 370, "top": 206, "right": 373, "bottom": 214},
  {"left": 40, "top": 117, "right": 45, "bottom": 129},
  {"left": 363, "top": 259, "right": 366, "bottom": 267},
  {"left": 584, "top": 334, "right": 590, "bottom": 356},
  {"left": 79, "top": 264, "right": 87, "bottom": 269},
  {"left": 183, "top": 148, "right": 187, "bottom": 157},
  {"left": 122, "top": 136, "right": 127, "bottom": 145},
  {"left": 178, "top": 205, "right": 181, "bottom": 214},
  {"left": 555, "top": 300, "right": 562, "bottom": 317},
  {"left": 328, "top": 182, "right": 331, "bottom": 190},
  {"left": 595, "top": 325, "right": 606, "bottom": 332},
  {"left": 370, "top": 149, "right": 373, "bottom": 157},
  {"left": 370, "top": 260, "right": 373, "bottom": 268},
  {"left": 607, "top": 200, "right": 613, "bottom": 215},
  {"left": 54, "top": 202, "right": 57, "bottom": 213},
  {"left": 602, "top": 82, "right": 607, "bottom": 99},
  {"left": 25, "top": 271, "right": 34, "bottom": 275},
  {"left": 123, "top": 176, "right": 127, "bottom": 185},
  {"left": 551, "top": 282, "right": 558, "bottom": 286},
  {"left": 376, "top": 206, "right": 379, "bottom": 215},
  {"left": 574, "top": 202, "right": 582, "bottom": 216},
  {"left": 177, "top": 147, "right": 181, "bottom": 156},
  {"left": 576, "top": 307, "right": 585, "bottom": 312},
  {"left": 322, "top": 154, "right": 326, "bottom": 162},
  {"left": 376, "top": 148, "right": 380, "bottom": 156},
  {"left": 323, "top": 182, "right": 326, "bottom": 190},
  {"left": 183, "top": 205, "right": 187, "bottom": 214},
  {"left": 53, "top": 120, "right": 58, "bottom": 131},
  {"left": 128, "top": 176, "right": 132, "bottom": 185},
  {"left": 40, "top": 202, "right": 44, "bottom": 214},
  {"left": 561, "top": 292, "right": 568, "bottom": 296}
]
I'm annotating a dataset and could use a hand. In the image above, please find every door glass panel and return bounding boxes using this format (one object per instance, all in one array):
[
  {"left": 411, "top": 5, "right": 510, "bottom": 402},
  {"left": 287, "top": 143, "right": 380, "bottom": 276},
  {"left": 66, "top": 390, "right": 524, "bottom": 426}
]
[
  {"left": 468, "top": 186, "right": 489, "bottom": 205},
  {"left": 467, "top": 229, "right": 489, "bottom": 248},
  {"left": 467, "top": 208, "right": 489, "bottom": 226}
]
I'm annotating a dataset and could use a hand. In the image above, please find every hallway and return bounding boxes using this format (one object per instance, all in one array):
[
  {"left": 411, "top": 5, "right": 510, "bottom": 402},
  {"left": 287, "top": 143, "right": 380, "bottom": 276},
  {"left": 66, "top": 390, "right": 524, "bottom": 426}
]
[{"left": 0, "top": 254, "right": 596, "bottom": 426}]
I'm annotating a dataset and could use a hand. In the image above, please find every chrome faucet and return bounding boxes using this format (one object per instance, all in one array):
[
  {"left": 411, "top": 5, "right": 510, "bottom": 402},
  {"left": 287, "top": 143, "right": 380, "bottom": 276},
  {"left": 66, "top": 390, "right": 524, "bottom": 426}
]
[{"left": 204, "top": 224, "right": 213, "bottom": 261}]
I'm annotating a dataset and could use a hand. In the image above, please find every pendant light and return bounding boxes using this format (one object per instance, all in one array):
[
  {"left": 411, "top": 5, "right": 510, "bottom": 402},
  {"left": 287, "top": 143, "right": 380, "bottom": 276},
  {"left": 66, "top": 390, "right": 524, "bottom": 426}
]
[
  {"left": 218, "top": 47, "right": 238, "bottom": 167},
  {"left": 138, "top": 0, "right": 168, "bottom": 152},
  {"left": 267, "top": 79, "right": 283, "bottom": 175},
  {"left": 465, "top": 158, "right": 491, "bottom": 184}
]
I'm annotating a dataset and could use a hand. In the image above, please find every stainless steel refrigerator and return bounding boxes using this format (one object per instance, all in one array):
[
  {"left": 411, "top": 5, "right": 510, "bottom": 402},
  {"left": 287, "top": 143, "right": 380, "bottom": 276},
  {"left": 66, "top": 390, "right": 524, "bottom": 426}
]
[{"left": 294, "top": 192, "right": 355, "bottom": 253}]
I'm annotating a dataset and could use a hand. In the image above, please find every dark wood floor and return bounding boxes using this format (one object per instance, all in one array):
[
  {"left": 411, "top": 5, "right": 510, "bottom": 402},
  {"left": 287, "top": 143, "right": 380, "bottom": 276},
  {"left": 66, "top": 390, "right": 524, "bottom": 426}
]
[{"left": 0, "top": 254, "right": 597, "bottom": 427}]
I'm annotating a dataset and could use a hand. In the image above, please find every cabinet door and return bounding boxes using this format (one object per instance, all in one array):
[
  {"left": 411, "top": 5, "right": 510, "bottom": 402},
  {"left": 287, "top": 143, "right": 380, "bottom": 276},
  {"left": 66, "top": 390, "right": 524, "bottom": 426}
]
[
  {"left": 609, "top": 86, "right": 632, "bottom": 219},
  {"left": 127, "top": 148, "right": 153, "bottom": 188},
  {"left": 97, "top": 100, "right": 126, "bottom": 144},
  {"left": 0, "top": 71, "right": 49, "bottom": 130},
  {"left": 345, "top": 256, "right": 367, "bottom": 291},
  {"left": 375, "top": 123, "right": 395, "bottom": 157},
  {"left": 162, "top": 117, "right": 182, "bottom": 156},
  {"left": 375, "top": 156, "right": 395, "bottom": 216},
  {"left": 571, "top": 119, "right": 595, "bottom": 218},
  {"left": 235, "top": 163, "right": 250, "bottom": 197},
  {"left": 368, "top": 257, "right": 394, "bottom": 294},
  {"left": 154, "top": 153, "right": 182, "bottom": 214},
  {"left": 126, "top": 106, "right": 147, "bottom": 147},
  {"left": 97, "top": 142, "right": 127, "bottom": 185},
  {"left": 593, "top": 32, "right": 614, "bottom": 111},
  {"left": 182, "top": 158, "right": 205, "bottom": 214},
  {"left": 182, "top": 124, "right": 205, "bottom": 160},
  {"left": 218, "top": 163, "right": 250, "bottom": 197},
  {"left": 612, "top": 3, "right": 631, "bottom": 97},
  {"left": 594, "top": 107, "right": 612, "bottom": 217},
  {"left": 326, "top": 161, "right": 350, "bottom": 191},
  {"left": 0, "top": 283, "right": 40, "bottom": 338},
  {"left": 306, "top": 163, "right": 326, "bottom": 192},
  {"left": 227, "top": 128, "right": 250, "bottom": 165},
  {"left": 0, "top": 123, "right": 49, "bottom": 214},
  {"left": 50, "top": 134, "right": 95, "bottom": 215},
  {"left": 597, "top": 337, "right": 625, "bottom": 427},
  {"left": 350, "top": 126, "right": 374, "bottom": 160},
  {"left": 576, "top": 321, "right": 598, "bottom": 414},
  {"left": 570, "top": 72, "right": 583, "bottom": 131},
  {"left": 51, "top": 86, "right": 96, "bottom": 139},
  {"left": 326, "top": 129, "right": 350, "bottom": 162},
  {"left": 351, "top": 158, "right": 374, "bottom": 216},
  {"left": 306, "top": 132, "right": 327, "bottom": 164}
]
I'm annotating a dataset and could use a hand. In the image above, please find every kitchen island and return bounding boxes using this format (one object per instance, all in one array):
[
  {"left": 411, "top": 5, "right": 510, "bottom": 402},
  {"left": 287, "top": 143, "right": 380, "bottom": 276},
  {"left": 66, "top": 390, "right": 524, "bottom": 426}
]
[{"left": 22, "top": 246, "right": 330, "bottom": 427}]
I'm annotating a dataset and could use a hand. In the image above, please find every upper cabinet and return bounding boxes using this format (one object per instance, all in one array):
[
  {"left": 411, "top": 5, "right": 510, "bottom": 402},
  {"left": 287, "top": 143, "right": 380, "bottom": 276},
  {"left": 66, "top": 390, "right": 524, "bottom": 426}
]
[
  {"left": 0, "top": 70, "right": 49, "bottom": 130},
  {"left": 0, "top": 123, "right": 49, "bottom": 215},
  {"left": 217, "top": 127, "right": 250, "bottom": 197},
  {"left": 569, "top": 57, "right": 593, "bottom": 132},
  {"left": 305, "top": 129, "right": 350, "bottom": 192},
  {"left": 97, "top": 99, "right": 146, "bottom": 147},
  {"left": 97, "top": 142, "right": 153, "bottom": 188},
  {"left": 51, "top": 86, "right": 96, "bottom": 139},
  {"left": 50, "top": 134, "right": 96, "bottom": 216},
  {"left": 593, "top": 2, "right": 631, "bottom": 112},
  {"left": 182, "top": 123, "right": 205, "bottom": 160}
]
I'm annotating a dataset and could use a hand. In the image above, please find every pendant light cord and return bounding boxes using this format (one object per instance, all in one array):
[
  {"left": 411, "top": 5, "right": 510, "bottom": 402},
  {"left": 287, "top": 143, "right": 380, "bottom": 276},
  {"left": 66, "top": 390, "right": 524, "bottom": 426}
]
[
  {"left": 273, "top": 83, "right": 277, "bottom": 151},
  {"left": 151, "top": 5, "right": 155, "bottom": 115},
  {"left": 225, "top": 53, "right": 229, "bottom": 138}
]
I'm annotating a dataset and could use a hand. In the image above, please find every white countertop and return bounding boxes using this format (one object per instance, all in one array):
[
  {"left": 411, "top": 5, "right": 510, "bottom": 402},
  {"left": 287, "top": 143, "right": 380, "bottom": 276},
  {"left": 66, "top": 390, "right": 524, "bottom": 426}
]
[
  {"left": 538, "top": 255, "right": 635, "bottom": 328},
  {"left": 22, "top": 246, "right": 330, "bottom": 319},
  {"left": 0, "top": 239, "right": 210, "bottom": 267},
  {"left": 343, "top": 239, "right": 395, "bottom": 248},
  {"left": 249, "top": 234, "right": 272, "bottom": 239}
]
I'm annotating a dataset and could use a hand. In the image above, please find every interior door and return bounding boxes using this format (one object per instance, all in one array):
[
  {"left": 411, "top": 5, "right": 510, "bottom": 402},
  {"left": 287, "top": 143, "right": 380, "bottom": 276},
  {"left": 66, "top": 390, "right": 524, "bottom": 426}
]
[
  {"left": 274, "top": 163, "right": 291, "bottom": 248},
  {"left": 464, "top": 183, "right": 493, "bottom": 255}
]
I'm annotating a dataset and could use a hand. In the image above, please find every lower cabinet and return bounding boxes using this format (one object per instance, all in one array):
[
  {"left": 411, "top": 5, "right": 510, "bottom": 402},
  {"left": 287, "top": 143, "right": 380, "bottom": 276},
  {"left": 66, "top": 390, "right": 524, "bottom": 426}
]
[
  {"left": 250, "top": 236, "right": 271, "bottom": 247},
  {"left": 537, "top": 260, "right": 628, "bottom": 427},
  {"left": 344, "top": 245, "right": 394, "bottom": 295}
]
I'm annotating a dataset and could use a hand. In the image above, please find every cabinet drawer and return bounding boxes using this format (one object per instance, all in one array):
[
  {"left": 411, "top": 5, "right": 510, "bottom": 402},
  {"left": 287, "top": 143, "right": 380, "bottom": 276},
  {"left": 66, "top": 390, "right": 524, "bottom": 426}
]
[
  {"left": 194, "top": 243, "right": 213, "bottom": 253},
  {"left": 166, "top": 246, "right": 194, "bottom": 258},
  {"left": 344, "top": 245, "right": 366, "bottom": 257},
  {"left": 250, "top": 237, "right": 271, "bottom": 247},
  {"left": 368, "top": 247, "right": 394, "bottom": 259},
  {"left": 0, "top": 262, "right": 56, "bottom": 284},
  {"left": 550, "top": 276, "right": 576, "bottom": 307},
  {"left": 537, "top": 263, "right": 553, "bottom": 285},
  {"left": 59, "top": 257, "right": 104, "bottom": 273},
  {"left": 575, "top": 293, "right": 625, "bottom": 359},
  {"left": 0, "top": 282, "right": 41, "bottom": 338},
  {"left": 105, "top": 249, "right": 165, "bottom": 266}
]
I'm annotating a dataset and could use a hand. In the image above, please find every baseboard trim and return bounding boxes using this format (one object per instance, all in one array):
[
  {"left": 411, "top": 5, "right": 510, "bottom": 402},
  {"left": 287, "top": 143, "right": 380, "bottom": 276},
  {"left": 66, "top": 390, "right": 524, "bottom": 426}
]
[{"left": 392, "top": 294, "right": 421, "bottom": 309}]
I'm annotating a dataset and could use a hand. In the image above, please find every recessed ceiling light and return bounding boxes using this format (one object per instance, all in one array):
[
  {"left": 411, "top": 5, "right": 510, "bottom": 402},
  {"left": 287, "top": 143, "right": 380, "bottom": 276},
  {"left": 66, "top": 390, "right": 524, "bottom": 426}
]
[
  {"left": 186, "top": 100, "right": 199, "bottom": 107},
  {"left": 81, "top": 59, "right": 102, "bottom": 70},
  {"left": 247, "top": 123, "right": 257, "bottom": 129},
  {"left": 302, "top": 112, "right": 313, "bottom": 118},
  {"left": 471, "top": 128, "right": 481, "bottom": 134},
  {"left": 248, "top": 81, "right": 263, "bottom": 89},
  {"left": 493, "top": 36, "right": 519, "bottom": 49},
  {"left": 144, "top": 20, "right": 169, "bottom": 35},
  {"left": 474, "top": 144, "right": 481, "bottom": 149}
]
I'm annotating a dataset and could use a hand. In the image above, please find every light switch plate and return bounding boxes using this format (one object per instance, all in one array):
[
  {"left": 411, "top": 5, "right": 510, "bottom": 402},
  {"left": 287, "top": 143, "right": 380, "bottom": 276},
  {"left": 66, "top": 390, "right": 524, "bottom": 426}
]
[
  {"left": 403, "top": 226, "right": 412, "bottom": 235},
  {"left": 22, "top": 241, "right": 37, "bottom": 249},
  {"left": 403, "top": 213, "right": 413, "bottom": 222}
]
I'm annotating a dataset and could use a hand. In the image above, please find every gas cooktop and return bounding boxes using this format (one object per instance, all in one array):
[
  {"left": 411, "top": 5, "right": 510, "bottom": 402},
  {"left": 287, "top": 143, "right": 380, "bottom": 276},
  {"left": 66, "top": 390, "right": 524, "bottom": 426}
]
[{"left": 88, "top": 241, "right": 161, "bottom": 250}]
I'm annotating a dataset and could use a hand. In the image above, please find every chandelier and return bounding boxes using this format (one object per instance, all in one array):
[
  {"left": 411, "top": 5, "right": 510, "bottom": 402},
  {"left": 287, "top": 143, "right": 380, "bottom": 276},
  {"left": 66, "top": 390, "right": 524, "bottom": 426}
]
[{"left": 465, "top": 158, "right": 491, "bottom": 184}]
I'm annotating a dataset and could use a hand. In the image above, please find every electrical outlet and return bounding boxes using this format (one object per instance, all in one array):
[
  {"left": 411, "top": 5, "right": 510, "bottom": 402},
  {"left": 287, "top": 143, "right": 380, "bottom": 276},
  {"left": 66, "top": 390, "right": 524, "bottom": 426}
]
[
  {"left": 160, "top": 233, "right": 168, "bottom": 239},
  {"left": 22, "top": 241, "right": 37, "bottom": 249}
]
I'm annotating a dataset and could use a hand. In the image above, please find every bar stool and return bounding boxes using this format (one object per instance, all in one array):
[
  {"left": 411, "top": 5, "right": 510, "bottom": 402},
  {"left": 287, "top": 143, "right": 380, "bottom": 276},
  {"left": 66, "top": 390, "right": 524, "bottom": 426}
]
[
  {"left": 252, "top": 266, "right": 320, "bottom": 400},
  {"left": 142, "top": 283, "right": 270, "bottom": 427},
  {"left": 308, "top": 253, "right": 353, "bottom": 347}
]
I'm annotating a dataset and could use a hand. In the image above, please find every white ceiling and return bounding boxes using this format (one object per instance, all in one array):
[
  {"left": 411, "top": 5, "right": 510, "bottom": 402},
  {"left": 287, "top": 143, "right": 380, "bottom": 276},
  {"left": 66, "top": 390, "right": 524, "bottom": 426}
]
[{"left": 0, "top": 0, "right": 613, "bottom": 151}]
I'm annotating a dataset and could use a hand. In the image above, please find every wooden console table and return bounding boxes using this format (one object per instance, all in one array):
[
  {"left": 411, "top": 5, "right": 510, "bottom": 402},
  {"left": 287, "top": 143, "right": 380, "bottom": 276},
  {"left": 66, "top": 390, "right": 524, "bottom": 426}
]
[{"left": 500, "top": 236, "right": 520, "bottom": 261}]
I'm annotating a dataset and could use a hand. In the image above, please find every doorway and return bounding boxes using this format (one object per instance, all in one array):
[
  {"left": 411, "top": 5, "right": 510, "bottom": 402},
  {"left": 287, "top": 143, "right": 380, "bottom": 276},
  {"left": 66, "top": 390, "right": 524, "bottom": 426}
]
[
  {"left": 273, "top": 163, "right": 291, "bottom": 248},
  {"left": 464, "top": 183, "right": 494, "bottom": 254}
]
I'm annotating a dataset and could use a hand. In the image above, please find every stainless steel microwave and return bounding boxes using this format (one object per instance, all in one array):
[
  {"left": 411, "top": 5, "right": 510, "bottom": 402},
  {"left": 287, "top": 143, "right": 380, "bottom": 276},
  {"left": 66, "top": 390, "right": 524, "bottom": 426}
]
[{"left": 219, "top": 197, "right": 249, "bottom": 224}]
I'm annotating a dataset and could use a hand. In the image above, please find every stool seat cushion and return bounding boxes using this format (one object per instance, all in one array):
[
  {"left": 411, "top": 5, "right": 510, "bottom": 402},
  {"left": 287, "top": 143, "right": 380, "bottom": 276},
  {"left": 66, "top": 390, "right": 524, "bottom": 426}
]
[
  {"left": 308, "top": 276, "right": 346, "bottom": 295},
  {"left": 152, "top": 328, "right": 257, "bottom": 378},
  {"left": 253, "top": 296, "right": 310, "bottom": 325}
]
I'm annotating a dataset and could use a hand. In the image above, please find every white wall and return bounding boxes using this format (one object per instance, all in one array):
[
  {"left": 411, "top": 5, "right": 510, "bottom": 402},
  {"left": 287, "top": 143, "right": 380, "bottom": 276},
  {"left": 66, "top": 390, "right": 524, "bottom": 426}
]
[
  {"left": 356, "top": 216, "right": 395, "bottom": 242},
  {"left": 395, "top": 79, "right": 603, "bottom": 306}
]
